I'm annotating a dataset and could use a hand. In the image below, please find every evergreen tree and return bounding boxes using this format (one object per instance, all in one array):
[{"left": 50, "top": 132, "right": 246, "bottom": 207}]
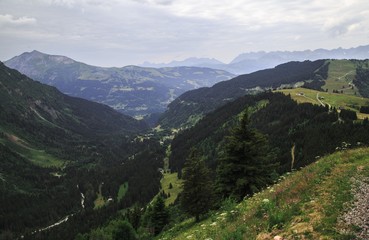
[
  {"left": 181, "top": 148, "right": 214, "bottom": 222},
  {"left": 151, "top": 196, "right": 169, "bottom": 235},
  {"left": 112, "top": 220, "right": 137, "bottom": 240},
  {"left": 216, "top": 112, "right": 278, "bottom": 201}
]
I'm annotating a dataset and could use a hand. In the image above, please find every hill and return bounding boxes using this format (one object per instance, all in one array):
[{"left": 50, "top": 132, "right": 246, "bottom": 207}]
[
  {"left": 159, "top": 60, "right": 327, "bottom": 129},
  {"left": 5, "top": 51, "right": 234, "bottom": 118},
  {"left": 159, "top": 147, "right": 369, "bottom": 239},
  {"left": 277, "top": 88, "right": 369, "bottom": 119}
]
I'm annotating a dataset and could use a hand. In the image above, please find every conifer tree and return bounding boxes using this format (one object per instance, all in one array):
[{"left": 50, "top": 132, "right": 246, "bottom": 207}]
[
  {"left": 151, "top": 196, "right": 169, "bottom": 235},
  {"left": 181, "top": 148, "right": 214, "bottom": 222},
  {"left": 216, "top": 112, "right": 278, "bottom": 201}
]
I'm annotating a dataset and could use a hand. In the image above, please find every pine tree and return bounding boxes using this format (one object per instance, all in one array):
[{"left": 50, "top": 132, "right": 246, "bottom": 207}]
[
  {"left": 216, "top": 112, "right": 278, "bottom": 201},
  {"left": 151, "top": 196, "right": 169, "bottom": 235},
  {"left": 181, "top": 148, "right": 214, "bottom": 222}
]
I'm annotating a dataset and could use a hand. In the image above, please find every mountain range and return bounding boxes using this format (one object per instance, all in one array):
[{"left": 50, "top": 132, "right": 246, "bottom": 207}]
[
  {"left": 5, "top": 51, "right": 234, "bottom": 119},
  {"left": 140, "top": 45, "right": 369, "bottom": 74}
]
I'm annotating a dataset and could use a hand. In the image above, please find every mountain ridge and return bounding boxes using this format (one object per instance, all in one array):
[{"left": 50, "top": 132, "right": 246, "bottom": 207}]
[
  {"left": 5, "top": 51, "right": 234, "bottom": 118},
  {"left": 139, "top": 45, "right": 369, "bottom": 75}
]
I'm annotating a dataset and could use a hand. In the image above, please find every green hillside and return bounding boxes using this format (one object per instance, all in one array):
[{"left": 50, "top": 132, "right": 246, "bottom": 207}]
[
  {"left": 158, "top": 147, "right": 369, "bottom": 239},
  {"left": 321, "top": 59, "right": 358, "bottom": 95},
  {"left": 277, "top": 87, "right": 369, "bottom": 119}
]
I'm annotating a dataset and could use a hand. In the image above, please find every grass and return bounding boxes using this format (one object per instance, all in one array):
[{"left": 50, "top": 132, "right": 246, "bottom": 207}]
[
  {"left": 277, "top": 88, "right": 369, "bottom": 119},
  {"left": 322, "top": 60, "right": 358, "bottom": 96},
  {"left": 0, "top": 133, "right": 66, "bottom": 168},
  {"left": 160, "top": 172, "right": 183, "bottom": 206},
  {"left": 158, "top": 147, "right": 369, "bottom": 240},
  {"left": 94, "top": 182, "right": 107, "bottom": 209},
  {"left": 117, "top": 182, "right": 128, "bottom": 202}
]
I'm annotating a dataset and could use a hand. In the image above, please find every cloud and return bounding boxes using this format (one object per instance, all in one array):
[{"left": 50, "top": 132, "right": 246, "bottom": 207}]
[
  {"left": 0, "top": 14, "right": 37, "bottom": 26},
  {"left": 0, "top": 0, "right": 368, "bottom": 66},
  {"left": 325, "top": 17, "right": 363, "bottom": 37}
]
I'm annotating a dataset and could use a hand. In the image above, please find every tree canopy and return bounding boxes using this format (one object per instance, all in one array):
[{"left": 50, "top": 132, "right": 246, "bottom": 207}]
[{"left": 216, "top": 112, "right": 278, "bottom": 201}]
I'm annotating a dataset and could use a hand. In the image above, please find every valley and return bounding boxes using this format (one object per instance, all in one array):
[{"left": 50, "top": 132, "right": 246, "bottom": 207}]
[{"left": 2, "top": 57, "right": 369, "bottom": 240}]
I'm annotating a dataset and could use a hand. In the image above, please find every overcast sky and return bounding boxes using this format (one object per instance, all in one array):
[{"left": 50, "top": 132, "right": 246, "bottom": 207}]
[{"left": 1, "top": 0, "right": 368, "bottom": 67}]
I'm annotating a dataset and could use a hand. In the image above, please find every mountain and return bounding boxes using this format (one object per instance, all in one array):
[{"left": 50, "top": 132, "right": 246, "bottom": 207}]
[
  {"left": 0, "top": 62, "right": 166, "bottom": 239},
  {"left": 231, "top": 45, "right": 369, "bottom": 64},
  {"left": 5, "top": 51, "right": 234, "bottom": 118},
  {"left": 159, "top": 60, "right": 328, "bottom": 128},
  {"left": 226, "top": 45, "right": 369, "bottom": 74},
  {"left": 141, "top": 45, "right": 369, "bottom": 75},
  {"left": 0, "top": 61, "right": 146, "bottom": 145}
]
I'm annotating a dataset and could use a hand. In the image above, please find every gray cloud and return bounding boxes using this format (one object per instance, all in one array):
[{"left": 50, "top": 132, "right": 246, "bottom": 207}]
[{"left": 0, "top": 0, "right": 368, "bottom": 66}]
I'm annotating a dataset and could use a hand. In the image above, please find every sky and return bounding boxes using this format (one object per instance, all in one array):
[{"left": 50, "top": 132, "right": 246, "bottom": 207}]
[{"left": 0, "top": 0, "right": 368, "bottom": 67}]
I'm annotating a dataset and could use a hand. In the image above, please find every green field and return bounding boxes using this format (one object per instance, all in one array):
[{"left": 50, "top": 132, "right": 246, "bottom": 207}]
[
  {"left": 94, "top": 182, "right": 107, "bottom": 209},
  {"left": 321, "top": 60, "right": 358, "bottom": 96},
  {"left": 0, "top": 133, "right": 66, "bottom": 168},
  {"left": 277, "top": 88, "right": 369, "bottom": 119},
  {"left": 117, "top": 182, "right": 128, "bottom": 202},
  {"left": 158, "top": 147, "right": 369, "bottom": 240},
  {"left": 160, "top": 172, "right": 183, "bottom": 206}
]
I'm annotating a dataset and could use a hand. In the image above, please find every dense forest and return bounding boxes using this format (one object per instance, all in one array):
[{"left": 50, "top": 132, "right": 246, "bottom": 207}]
[{"left": 169, "top": 92, "right": 369, "bottom": 174}]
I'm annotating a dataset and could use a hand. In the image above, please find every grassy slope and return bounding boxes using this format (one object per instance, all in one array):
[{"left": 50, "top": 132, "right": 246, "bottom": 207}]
[
  {"left": 277, "top": 88, "right": 369, "bottom": 119},
  {"left": 0, "top": 132, "right": 66, "bottom": 168},
  {"left": 321, "top": 60, "right": 358, "bottom": 95},
  {"left": 117, "top": 182, "right": 129, "bottom": 202},
  {"left": 160, "top": 172, "right": 183, "bottom": 206},
  {"left": 158, "top": 147, "right": 369, "bottom": 240}
]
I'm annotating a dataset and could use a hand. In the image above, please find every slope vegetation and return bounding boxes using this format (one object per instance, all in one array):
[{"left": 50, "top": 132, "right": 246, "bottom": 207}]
[{"left": 159, "top": 147, "right": 369, "bottom": 239}]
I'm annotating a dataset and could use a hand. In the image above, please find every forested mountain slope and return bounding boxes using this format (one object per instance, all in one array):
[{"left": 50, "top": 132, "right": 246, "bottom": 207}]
[
  {"left": 159, "top": 60, "right": 328, "bottom": 128},
  {"left": 169, "top": 92, "right": 369, "bottom": 174},
  {"left": 0, "top": 62, "right": 164, "bottom": 239}
]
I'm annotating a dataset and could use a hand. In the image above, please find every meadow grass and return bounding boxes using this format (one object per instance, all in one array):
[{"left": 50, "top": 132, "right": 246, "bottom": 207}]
[
  {"left": 0, "top": 134, "right": 66, "bottom": 168},
  {"left": 117, "top": 182, "right": 128, "bottom": 202},
  {"left": 160, "top": 172, "right": 183, "bottom": 206},
  {"left": 322, "top": 60, "right": 358, "bottom": 95},
  {"left": 277, "top": 88, "right": 369, "bottom": 119},
  {"left": 158, "top": 148, "right": 369, "bottom": 240}
]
